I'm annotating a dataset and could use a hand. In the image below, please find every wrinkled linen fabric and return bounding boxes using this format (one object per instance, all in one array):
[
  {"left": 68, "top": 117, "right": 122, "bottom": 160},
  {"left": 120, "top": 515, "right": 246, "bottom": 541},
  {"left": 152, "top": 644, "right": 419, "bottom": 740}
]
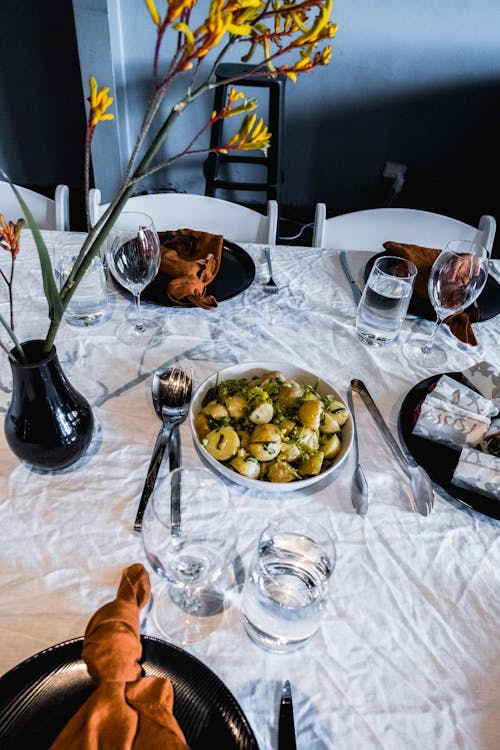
[
  {"left": 1, "top": 232, "right": 500, "bottom": 750},
  {"left": 49, "top": 563, "right": 189, "bottom": 750}
]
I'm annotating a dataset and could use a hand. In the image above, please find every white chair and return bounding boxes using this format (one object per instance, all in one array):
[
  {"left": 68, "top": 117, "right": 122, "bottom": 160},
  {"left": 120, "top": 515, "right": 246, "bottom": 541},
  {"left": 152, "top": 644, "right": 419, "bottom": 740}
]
[
  {"left": 0, "top": 181, "right": 69, "bottom": 231},
  {"left": 312, "top": 205, "right": 496, "bottom": 256},
  {"left": 89, "top": 189, "right": 278, "bottom": 245}
]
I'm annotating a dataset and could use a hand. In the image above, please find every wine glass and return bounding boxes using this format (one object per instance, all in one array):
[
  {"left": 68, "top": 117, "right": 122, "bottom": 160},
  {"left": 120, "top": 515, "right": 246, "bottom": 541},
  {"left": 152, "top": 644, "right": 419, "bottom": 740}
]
[
  {"left": 142, "top": 466, "right": 238, "bottom": 644},
  {"left": 107, "top": 211, "right": 161, "bottom": 345},
  {"left": 404, "top": 240, "right": 489, "bottom": 368}
]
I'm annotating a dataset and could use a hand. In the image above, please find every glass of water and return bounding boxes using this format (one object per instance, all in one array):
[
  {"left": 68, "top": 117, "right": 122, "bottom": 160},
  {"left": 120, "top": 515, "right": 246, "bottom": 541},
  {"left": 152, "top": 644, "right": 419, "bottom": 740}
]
[
  {"left": 241, "top": 513, "right": 335, "bottom": 653},
  {"left": 355, "top": 255, "right": 417, "bottom": 346}
]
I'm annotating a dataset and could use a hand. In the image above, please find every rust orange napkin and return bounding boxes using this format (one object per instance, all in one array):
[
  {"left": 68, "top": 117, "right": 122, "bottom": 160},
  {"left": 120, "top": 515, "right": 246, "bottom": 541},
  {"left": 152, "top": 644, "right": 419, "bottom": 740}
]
[
  {"left": 159, "top": 229, "right": 224, "bottom": 309},
  {"left": 49, "top": 563, "right": 190, "bottom": 750},
  {"left": 383, "top": 241, "right": 480, "bottom": 346}
]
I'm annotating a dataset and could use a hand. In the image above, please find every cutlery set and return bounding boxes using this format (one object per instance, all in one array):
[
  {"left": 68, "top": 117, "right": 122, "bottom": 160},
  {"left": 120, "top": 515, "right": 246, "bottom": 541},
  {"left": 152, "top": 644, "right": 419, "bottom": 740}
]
[{"left": 134, "top": 366, "right": 192, "bottom": 533}]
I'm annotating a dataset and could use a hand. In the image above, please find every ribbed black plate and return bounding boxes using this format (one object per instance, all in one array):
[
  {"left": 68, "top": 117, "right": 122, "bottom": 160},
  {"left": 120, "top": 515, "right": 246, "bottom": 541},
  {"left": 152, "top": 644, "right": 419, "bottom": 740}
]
[
  {"left": 112, "top": 239, "right": 255, "bottom": 307},
  {"left": 0, "top": 636, "right": 258, "bottom": 749},
  {"left": 398, "top": 372, "right": 500, "bottom": 521}
]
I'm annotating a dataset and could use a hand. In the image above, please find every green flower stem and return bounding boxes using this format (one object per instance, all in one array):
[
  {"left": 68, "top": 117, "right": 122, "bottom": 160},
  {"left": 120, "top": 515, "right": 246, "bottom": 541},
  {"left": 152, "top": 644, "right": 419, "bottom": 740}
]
[
  {"left": 43, "top": 103, "right": 184, "bottom": 351},
  {"left": 0, "top": 310, "right": 25, "bottom": 362}
]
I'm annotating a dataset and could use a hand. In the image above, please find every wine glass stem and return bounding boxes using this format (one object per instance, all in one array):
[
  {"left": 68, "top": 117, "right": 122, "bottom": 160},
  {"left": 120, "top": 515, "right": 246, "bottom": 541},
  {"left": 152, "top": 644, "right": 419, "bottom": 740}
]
[
  {"left": 134, "top": 292, "right": 145, "bottom": 333},
  {"left": 422, "top": 318, "right": 443, "bottom": 354},
  {"left": 180, "top": 584, "right": 199, "bottom": 614}
]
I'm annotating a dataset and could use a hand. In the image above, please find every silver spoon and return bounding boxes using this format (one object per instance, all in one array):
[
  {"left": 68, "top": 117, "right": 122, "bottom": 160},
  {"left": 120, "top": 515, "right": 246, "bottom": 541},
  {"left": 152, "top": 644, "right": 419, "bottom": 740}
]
[
  {"left": 351, "top": 379, "right": 434, "bottom": 516},
  {"left": 134, "top": 367, "right": 192, "bottom": 532},
  {"left": 346, "top": 384, "right": 369, "bottom": 516}
]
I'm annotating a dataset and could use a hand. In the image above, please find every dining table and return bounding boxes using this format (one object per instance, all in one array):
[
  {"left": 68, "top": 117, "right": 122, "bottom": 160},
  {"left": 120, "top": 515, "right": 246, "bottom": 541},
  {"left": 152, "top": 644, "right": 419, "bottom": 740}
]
[{"left": 0, "top": 229, "right": 499, "bottom": 750}]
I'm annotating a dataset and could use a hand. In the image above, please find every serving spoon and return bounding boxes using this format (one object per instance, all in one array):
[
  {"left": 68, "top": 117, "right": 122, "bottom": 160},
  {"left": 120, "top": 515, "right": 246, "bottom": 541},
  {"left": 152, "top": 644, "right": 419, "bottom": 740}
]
[
  {"left": 351, "top": 379, "right": 434, "bottom": 517},
  {"left": 346, "top": 384, "right": 369, "bottom": 516}
]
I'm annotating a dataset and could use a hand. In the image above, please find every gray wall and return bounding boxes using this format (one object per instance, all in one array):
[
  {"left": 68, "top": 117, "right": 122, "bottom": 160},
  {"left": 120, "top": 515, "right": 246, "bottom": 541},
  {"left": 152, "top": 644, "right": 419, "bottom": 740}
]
[{"left": 1, "top": 1, "right": 499, "bottom": 248}]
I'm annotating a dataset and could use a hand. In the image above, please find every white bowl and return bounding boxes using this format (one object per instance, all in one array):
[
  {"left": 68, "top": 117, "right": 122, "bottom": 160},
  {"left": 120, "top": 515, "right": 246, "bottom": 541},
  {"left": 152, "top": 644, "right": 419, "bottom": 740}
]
[{"left": 189, "top": 361, "right": 353, "bottom": 493}]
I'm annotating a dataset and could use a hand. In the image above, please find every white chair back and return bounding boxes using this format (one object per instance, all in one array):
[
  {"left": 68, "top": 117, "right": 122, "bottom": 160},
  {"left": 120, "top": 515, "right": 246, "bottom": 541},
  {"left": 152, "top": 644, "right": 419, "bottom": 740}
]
[
  {"left": 312, "top": 205, "right": 496, "bottom": 256},
  {"left": 89, "top": 190, "right": 278, "bottom": 245},
  {"left": 0, "top": 182, "right": 69, "bottom": 231}
]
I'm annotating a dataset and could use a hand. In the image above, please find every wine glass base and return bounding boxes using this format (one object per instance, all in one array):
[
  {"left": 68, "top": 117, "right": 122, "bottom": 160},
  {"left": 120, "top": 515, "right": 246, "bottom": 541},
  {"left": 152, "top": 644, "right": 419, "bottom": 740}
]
[
  {"left": 116, "top": 319, "right": 161, "bottom": 346},
  {"left": 152, "top": 582, "right": 227, "bottom": 645},
  {"left": 404, "top": 337, "right": 447, "bottom": 368}
]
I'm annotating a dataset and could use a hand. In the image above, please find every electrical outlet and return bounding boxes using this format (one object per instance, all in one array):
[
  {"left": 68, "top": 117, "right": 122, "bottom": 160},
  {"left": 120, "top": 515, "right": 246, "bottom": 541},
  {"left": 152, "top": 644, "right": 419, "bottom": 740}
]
[
  {"left": 383, "top": 161, "right": 407, "bottom": 179},
  {"left": 383, "top": 161, "right": 407, "bottom": 193}
]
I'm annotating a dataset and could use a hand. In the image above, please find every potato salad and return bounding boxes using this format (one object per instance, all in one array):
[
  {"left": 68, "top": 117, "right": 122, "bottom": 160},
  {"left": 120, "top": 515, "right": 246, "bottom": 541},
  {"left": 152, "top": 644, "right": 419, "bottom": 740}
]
[{"left": 194, "top": 370, "right": 349, "bottom": 483}]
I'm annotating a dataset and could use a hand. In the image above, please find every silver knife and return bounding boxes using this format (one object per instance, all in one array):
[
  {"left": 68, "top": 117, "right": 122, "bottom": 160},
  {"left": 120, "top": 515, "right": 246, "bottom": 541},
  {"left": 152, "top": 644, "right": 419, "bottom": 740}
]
[
  {"left": 339, "top": 251, "right": 362, "bottom": 304},
  {"left": 169, "top": 424, "right": 182, "bottom": 534},
  {"left": 278, "top": 681, "right": 297, "bottom": 750}
]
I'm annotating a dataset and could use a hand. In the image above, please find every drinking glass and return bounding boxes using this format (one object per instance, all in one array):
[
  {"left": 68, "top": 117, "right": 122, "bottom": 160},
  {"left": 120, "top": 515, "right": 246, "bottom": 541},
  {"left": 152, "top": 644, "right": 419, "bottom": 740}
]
[
  {"left": 55, "top": 252, "right": 108, "bottom": 326},
  {"left": 404, "top": 240, "right": 489, "bottom": 368},
  {"left": 107, "top": 211, "right": 161, "bottom": 345},
  {"left": 241, "top": 512, "right": 335, "bottom": 653},
  {"left": 355, "top": 256, "right": 417, "bottom": 346},
  {"left": 142, "top": 466, "right": 238, "bottom": 644}
]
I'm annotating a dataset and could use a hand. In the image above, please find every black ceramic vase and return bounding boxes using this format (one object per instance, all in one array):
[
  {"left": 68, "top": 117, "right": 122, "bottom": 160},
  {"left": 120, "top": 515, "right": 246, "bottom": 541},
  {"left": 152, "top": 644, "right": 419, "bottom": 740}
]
[{"left": 5, "top": 340, "right": 94, "bottom": 471}]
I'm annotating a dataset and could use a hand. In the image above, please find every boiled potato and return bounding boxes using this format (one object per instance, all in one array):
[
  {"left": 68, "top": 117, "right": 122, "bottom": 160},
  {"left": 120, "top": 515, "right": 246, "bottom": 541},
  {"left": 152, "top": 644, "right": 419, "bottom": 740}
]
[
  {"left": 320, "top": 412, "right": 341, "bottom": 434},
  {"left": 279, "top": 442, "right": 301, "bottom": 462},
  {"left": 203, "top": 400, "right": 229, "bottom": 420},
  {"left": 230, "top": 455, "right": 261, "bottom": 479},
  {"left": 298, "top": 452, "right": 324, "bottom": 476},
  {"left": 298, "top": 399, "right": 322, "bottom": 430},
  {"left": 204, "top": 426, "right": 240, "bottom": 461},
  {"left": 275, "top": 379, "right": 303, "bottom": 407},
  {"left": 267, "top": 459, "right": 299, "bottom": 483},
  {"left": 237, "top": 429, "right": 251, "bottom": 450},
  {"left": 320, "top": 433, "right": 342, "bottom": 459},
  {"left": 249, "top": 401, "right": 273, "bottom": 424},
  {"left": 278, "top": 418, "right": 296, "bottom": 436},
  {"left": 194, "top": 412, "right": 210, "bottom": 439},
  {"left": 326, "top": 400, "right": 349, "bottom": 426},
  {"left": 295, "top": 425, "right": 319, "bottom": 451},
  {"left": 249, "top": 441, "right": 281, "bottom": 462},
  {"left": 251, "top": 423, "right": 281, "bottom": 444},
  {"left": 225, "top": 395, "right": 247, "bottom": 419}
]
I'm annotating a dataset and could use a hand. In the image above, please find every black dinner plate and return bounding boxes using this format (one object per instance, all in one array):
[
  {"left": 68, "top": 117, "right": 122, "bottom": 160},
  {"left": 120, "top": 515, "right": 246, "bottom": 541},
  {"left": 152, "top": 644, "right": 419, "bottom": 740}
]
[
  {"left": 398, "top": 372, "right": 500, "bottom": 521},
  {"left": 364, "top": 252, "right": 500, "bottom": 322},
  {"left": 112, "top": 239, "right": 255, "bottom": 307},
  {"left": 0, "top": 636, "right": 258, "bottom": 749}
]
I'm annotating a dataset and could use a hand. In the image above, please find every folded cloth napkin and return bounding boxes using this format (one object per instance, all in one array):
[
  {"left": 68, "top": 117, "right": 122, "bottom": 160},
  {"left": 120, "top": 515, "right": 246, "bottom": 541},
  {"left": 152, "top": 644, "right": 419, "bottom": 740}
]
[
  {"left": 382, "top": 241, "right": 480, "bottom": 345},
  {"left": 463, "top": 361, "right": 500, "bottom": 405},
  {"left": 49, "top": 563, "right": 190, "bottom": 750},
  {"left": 452, "top": 445, "right": 500, "bottom": 499},
  {"left": 412, "top": 374, "right": 497, "bottom": 450},
  {"left": 412, "top": 392, "right": 491, "bottom": 450},
  {"left": 429, "top": 374, "right": 498, "bottom": 418},
  {"left": 158, "top": 229, "right": 224, "bottom": 309}
]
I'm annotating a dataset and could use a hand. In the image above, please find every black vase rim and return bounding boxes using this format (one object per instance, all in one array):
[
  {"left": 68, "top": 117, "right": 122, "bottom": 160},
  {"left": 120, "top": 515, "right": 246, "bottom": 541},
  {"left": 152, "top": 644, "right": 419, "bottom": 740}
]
[{"left": 10, "top": 339, "right": 56, "bottom": 368}]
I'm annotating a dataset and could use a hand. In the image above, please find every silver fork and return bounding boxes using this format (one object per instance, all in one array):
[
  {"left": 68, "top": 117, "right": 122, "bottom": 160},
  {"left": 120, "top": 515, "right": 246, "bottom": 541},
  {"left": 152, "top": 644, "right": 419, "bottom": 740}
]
[
  {"left": 263, "top": 246, "right": 279, "bottom": 292},
  {"left": 134, "top": 366, "right": 193, "bottom": 533}
]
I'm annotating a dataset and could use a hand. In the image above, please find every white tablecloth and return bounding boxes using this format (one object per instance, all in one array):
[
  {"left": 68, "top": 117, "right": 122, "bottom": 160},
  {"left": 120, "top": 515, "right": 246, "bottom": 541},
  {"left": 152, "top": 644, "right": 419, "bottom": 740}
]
[{"left": 1, "top": 232, "right": 499, "bottom": 749}]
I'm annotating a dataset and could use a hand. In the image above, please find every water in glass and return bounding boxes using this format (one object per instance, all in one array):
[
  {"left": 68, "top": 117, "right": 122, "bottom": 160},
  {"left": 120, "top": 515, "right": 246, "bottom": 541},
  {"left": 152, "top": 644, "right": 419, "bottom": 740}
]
[
  {"left": 241, "top": 515, "right": 335, "bottom": 652},
  {"left": 356, "top": 256, "right": 416, "bottom": 346}
]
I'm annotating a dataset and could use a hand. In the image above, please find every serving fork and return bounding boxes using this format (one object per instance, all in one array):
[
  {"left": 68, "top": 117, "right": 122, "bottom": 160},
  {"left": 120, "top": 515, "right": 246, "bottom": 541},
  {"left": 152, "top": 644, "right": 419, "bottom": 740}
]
[{"left": 134, "top": 366, "right": 193, "bottom": 533}]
